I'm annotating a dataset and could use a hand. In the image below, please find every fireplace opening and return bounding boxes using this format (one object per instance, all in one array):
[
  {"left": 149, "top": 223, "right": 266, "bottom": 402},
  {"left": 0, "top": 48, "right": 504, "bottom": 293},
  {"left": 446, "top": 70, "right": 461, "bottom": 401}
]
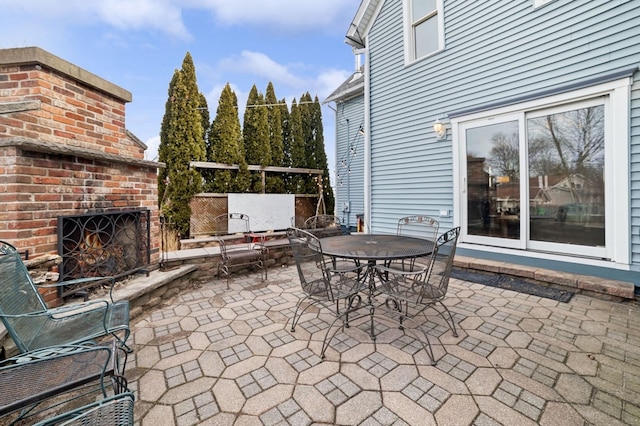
[{"left": 57, "top": 209, "right": 151, "bottom": 298}]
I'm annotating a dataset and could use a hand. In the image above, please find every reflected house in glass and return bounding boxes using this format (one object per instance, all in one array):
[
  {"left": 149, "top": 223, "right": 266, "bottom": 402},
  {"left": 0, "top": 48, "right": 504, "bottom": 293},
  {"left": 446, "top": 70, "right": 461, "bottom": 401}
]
[{"left": 327, "top": 1, "right": 640, "bottom": 287}]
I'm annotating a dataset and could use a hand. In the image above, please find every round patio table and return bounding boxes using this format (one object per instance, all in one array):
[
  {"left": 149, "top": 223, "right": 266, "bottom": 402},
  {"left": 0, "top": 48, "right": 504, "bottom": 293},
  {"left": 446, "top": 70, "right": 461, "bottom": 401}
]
[
  {"left": 314, "top": 233, "right": 435, "bottom": 341},
  {"left": 317, "top": 233, "right": 434, "bottom": 263}
]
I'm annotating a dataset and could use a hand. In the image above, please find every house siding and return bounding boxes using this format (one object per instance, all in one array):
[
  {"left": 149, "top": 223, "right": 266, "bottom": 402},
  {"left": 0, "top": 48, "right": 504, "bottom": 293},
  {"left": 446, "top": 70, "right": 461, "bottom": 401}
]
[
  {"left": 364, "top": 0, "right": 640, "bottom": 271},
  {"left": 334, "top": 96, "right": 365, "bottom": 230}
]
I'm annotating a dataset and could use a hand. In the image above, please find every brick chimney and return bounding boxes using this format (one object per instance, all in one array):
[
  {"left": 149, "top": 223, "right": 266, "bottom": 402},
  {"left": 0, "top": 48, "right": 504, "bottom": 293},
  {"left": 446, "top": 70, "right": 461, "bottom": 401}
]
[{"left": 0, "top": 47, "right": 163, "bottom": 269}]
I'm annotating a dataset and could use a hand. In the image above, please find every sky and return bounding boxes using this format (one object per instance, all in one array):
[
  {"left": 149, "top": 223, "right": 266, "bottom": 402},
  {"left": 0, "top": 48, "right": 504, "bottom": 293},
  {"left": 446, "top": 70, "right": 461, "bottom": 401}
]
[{"left": 0, "top": 0, "right": 362, "bottom": 184}]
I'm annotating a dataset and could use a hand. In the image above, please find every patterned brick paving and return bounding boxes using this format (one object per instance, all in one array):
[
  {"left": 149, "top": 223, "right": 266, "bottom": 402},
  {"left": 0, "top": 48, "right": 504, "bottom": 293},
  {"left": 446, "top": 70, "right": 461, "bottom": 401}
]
[{"left": 127, "top": 264, "right": 640, "bottom": 425}]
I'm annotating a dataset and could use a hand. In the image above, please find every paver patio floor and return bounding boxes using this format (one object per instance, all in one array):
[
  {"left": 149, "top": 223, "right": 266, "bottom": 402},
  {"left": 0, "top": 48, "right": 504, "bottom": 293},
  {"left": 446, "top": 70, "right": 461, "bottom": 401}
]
[{"left": 128, "top": 262, "right": 640, "bottom": 425}]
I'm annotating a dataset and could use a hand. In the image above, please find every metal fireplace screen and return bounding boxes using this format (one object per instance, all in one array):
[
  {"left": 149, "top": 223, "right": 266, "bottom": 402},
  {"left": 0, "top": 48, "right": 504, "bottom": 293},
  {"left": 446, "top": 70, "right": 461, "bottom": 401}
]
[{"left": 57, "top": 209, "right": 150, "bottom": 297}]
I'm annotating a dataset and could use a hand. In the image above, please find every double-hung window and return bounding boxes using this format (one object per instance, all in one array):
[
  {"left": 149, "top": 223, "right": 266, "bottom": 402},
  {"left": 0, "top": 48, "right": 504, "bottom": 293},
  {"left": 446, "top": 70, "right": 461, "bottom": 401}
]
[{"left": 404, "top": 0, "right": 444, "bottom": 63}]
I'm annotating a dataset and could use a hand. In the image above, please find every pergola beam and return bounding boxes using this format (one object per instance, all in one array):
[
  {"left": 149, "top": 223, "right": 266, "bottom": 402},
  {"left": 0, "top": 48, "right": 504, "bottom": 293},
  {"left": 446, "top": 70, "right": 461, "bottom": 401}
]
[{"left": 190, "top": 161, "right": 323, "bottom": 175}]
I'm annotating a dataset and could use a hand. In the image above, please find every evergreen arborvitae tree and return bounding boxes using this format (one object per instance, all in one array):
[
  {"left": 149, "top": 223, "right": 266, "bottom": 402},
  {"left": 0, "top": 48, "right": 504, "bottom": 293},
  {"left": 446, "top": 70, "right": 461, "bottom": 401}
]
[
  {"left": 310, "top": 95, "right": 335, "bottom": 214},
  {"left": 279, "top": 98, "right": 292, "bottom": 191},
  {"left": 206, "top": 83, "right": 250, "bottom": 193},
  {"left": 265, "top": 82, "right": 285, "bottom": 193},
  {"left": 199, "top": 93, "right": 210, "bottom": 144},
  {"left": 243, "top": 85, "right": 271, "bottom": 192},
  {"left": 198, "top": 93, "right": 214, "bottom": 187},
  {"left": 298, "top": 92, "right": 317, "bottom": 194},
  {"left": 158, "top": 52, "right": 206, "bottom": 237},
  {"left": 288, "top": 98, "right": 306, "bottom": 194}
]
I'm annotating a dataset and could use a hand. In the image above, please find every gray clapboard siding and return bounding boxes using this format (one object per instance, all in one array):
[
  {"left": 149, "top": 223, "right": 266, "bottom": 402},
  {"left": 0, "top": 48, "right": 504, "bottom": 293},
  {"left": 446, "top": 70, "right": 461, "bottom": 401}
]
[
  {"left": 365, "top": 0, "right": 640, "bottom": 251},
  {"left": 334, "top": 0, "right": 637, "bottom": 272},
  {"left": 334, "top": 95, "right": 365, "bottom": 229}
]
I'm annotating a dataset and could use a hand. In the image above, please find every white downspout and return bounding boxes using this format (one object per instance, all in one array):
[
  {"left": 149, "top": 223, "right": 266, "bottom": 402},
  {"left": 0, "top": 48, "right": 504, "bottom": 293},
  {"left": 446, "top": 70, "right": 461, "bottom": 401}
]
[{"left": 359, "top": 44, "right": 372, "bottom": 234}]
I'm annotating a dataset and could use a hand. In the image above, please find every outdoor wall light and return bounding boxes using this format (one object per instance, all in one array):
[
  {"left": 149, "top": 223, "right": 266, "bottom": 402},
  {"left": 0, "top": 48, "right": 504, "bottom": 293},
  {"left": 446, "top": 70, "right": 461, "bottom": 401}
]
[
  {"left": 358, "top": 125, "right": 365, "bottom": 136},
  {"left": 433, "top": 118, "right": 448, "bottom": 140}
]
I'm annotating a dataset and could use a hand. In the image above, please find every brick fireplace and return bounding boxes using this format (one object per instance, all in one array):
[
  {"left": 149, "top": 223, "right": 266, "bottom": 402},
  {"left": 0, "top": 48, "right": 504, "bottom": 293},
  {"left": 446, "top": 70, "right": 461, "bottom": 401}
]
[{"left": 0, "top": 47, "right": 162, "bottom": 303}]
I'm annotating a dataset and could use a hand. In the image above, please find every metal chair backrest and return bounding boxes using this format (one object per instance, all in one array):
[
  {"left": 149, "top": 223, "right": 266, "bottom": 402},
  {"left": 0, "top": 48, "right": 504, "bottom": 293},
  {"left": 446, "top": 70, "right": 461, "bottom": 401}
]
[
  {"left": 286, "top": 227, "right": 333, "bottom": 294},
  {"left": 0, "top": 241, "right": 49, "bottom": 346},
  {"left": 304, "top": 215, "right": 341, "bottom": 231},
  {"left": 421, "top": 227, "right": 460, "bottom": 301},
  {"left": 397, "top": 215, "right": 440, "bottom": 242},
  {"left": 212, "top": 212, "right": 250, "bottom": 235},
  {"left": 0, "top": 240, "right": 130, "bottom": 354}
]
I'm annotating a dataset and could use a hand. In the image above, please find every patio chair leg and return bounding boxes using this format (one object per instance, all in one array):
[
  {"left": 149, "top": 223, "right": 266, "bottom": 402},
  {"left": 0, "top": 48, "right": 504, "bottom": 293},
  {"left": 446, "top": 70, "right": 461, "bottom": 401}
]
[
  {"left": 433, "top": 302, "right": 458, "bottom": 337},
  {"left": 289, "top": 296, "right": 313, "bottom": 332},
  {"left": 398, "top": 315, "right": 437, "bottom": 365},
  {"left": 320, "top": 308, "right": 366, "bottom": 359}
]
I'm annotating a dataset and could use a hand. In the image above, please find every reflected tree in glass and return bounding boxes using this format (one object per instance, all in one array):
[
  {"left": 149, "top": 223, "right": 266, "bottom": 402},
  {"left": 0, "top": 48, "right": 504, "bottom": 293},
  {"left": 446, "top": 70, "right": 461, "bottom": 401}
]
[
  {"left": 465, "top": 121, "right": 520, "bottom": 240},
  {"left": 527, "top": 105, "right": 605, "bottom": 247}
]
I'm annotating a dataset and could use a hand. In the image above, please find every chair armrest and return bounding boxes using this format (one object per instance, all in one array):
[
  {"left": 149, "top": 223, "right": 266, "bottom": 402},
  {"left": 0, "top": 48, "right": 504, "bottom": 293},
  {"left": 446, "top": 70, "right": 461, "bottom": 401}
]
[
  {"left": 374, "top": 264, "right": 429, "bottom": 277},
  {"left": 215, "top": 236, "right": 228, "bottom": 256},
  {"left": 1, "top": 343, "right": 111, "bottom": 365},
  {"left": 327, "top": 263, "right": 366, "bottom": 275},
  {"left": 48, "top": 299, "right": 111, "bottom": 318},
  {"left": 0, "top": 299, "right": 110, "bottom": 319},
  {"left": 251, "top": 241, "right": 268, "bottom": 253}
]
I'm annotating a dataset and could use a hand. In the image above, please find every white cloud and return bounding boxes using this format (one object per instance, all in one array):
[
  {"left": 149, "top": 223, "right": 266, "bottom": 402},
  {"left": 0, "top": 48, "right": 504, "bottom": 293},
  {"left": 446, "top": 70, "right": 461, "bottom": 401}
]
[
  {"left": 0, "top": 0, "right": 358, "bottom": 41},
  {"left": 216, "top": 50, "right": 353, "bottom": 98},
  {"left": 0, "top": 0, "right": 192, "bottom": 44},
  {"left": 94, "top": 0, "right": 192, "bottom": 40},
  {"left": 219, "top": 51, "right": 306, "bottom": 89},
  {"left": 315, "top": 69, "right": 353, "bottom": 99},
  {"left": 185, "top": 0, "right": 358, "bottom": 32}
]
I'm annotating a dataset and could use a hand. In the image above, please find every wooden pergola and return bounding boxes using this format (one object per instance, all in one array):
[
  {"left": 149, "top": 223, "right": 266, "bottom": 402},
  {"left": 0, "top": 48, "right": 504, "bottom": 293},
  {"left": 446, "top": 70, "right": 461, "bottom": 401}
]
[{"left": 190, "top": 161, "right": 326, "bottom": 213}]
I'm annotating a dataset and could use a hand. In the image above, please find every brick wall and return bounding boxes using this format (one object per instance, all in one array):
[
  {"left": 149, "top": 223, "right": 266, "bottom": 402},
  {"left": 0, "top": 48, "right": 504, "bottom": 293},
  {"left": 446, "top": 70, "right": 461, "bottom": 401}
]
[
  {"left": 0, "top": 47, "right": 141, "bottom": 158},
  {"left": 0, "top": 47, "right": 162, "bottom": 267}
]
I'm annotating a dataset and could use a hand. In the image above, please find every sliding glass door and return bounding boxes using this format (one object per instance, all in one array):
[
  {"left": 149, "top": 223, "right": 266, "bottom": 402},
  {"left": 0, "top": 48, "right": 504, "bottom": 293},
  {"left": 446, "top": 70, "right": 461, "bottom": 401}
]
[
  {"left": 526, "top": 100, "right": 605, "bottom": 251},
  {"left": 462, "top": 116, "right": 522, "bottom": 248},
  {"left": 459, "top": 97, "right": 608, "bottom": 258}
]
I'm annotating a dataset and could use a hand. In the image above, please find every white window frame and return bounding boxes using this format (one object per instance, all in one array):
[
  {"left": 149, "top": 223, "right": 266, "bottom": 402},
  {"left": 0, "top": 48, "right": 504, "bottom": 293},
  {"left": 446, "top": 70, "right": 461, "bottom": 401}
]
[
  {"left": 458, "top": 113, "right": 525, "bottom": 251},
  {"left": 524, "top": 98, "right": 609, "bottom": 258},
  {"left": 403, "top": 0, "right": 445, "bottom": 65},
  {"left": 452, "top": 77, "right": 631, "bottom": 268}
]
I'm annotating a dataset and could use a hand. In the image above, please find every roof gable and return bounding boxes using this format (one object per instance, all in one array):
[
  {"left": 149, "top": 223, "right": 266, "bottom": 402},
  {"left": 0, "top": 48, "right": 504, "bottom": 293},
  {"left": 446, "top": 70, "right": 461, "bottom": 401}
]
[
  {"left": 345, "top": 0, "right": 383, "bottom": 48},
  {"left": 323, "top": 71, "right": 364, "bottom": 103}
]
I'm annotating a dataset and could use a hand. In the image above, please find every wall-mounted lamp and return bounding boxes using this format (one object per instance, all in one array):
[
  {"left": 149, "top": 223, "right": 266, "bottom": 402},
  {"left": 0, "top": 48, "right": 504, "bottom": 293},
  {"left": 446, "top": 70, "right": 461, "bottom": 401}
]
[
  {"left": 433, "top": 117, "right": 449, "bottom": 140},
  {"left": 358, "top": 125, "right": 365, "bottom": 136}
]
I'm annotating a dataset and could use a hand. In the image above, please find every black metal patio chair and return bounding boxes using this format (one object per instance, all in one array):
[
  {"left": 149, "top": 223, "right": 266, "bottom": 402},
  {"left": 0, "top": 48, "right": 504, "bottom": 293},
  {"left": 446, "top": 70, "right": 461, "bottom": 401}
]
[
  {"left": 286, "top": 227, "right": 368, "bottom": 358},
  {"left": 303, "top": 214, "right": 345, "bottom": 236},
  {"left": 374, "top": 227, "right": 460, "bottom": 365},
  {"left": 0, "top": 240, "right": 130, "bottom": 354},
  {"left": 212, "top": 213, "right": 267, "bottom": 289},
  {"left": 0, "top": 342, "right": 129, "bottom": 424},
  {"left": 303, "top": 214, "right": 360, "bottom": 273},
  {"left": 387, "top": 215, "right": 440, "bottom": 272}
]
